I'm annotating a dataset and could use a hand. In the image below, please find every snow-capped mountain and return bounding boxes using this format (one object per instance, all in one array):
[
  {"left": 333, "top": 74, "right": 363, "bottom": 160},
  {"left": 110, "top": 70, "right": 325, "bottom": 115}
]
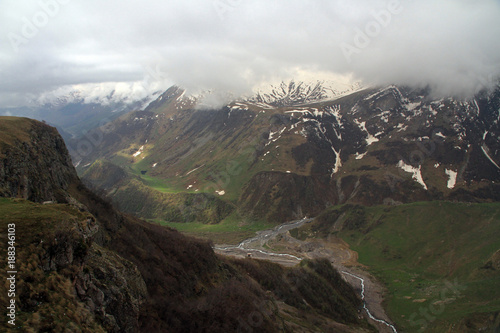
[
  {"left": 249, "top": 79, "right": 363, "bottom": 107},
  {"left": 0, "top": 89, "right": 164, "bottom": 137},
  {"left": 73, "top": 81, "right": 500, "bottom": 224}
]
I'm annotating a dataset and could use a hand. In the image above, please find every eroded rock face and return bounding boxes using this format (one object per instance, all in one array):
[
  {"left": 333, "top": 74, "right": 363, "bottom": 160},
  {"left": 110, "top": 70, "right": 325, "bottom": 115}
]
[
  {"left": 0, "top": 118, "right": 78, "bottom": 202},
  {"left": 36, "top": 213, "right": 147, "bottom": 332},
  {"left": 76, "top": 244, "right": 148, "bottom": 333}
]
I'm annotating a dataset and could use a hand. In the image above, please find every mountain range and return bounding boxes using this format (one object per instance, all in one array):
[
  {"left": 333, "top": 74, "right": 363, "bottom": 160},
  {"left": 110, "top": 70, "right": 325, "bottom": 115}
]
[
  {"left": 1, "top": 79, "right": 500, "bottom": 332},
  {"left": 72, "top": 82, "right": 500, "bottom": 224}
]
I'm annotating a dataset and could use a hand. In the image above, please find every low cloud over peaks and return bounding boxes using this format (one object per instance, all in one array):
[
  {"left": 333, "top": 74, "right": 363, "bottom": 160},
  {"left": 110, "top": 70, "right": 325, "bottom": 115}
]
[{"left": 1, "top": 0, "right": 499, "bottom": 106}]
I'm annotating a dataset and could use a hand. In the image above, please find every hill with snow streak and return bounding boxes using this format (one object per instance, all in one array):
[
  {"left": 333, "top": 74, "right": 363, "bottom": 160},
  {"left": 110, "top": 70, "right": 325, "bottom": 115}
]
[{"left": 71, "top": 81, "right": 500, "bottom": 223}]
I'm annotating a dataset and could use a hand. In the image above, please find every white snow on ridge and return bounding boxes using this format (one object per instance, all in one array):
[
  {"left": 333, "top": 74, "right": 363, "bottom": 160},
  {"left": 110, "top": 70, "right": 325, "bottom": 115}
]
[
  {"left": 285, "top": 109, "right": 312, "bottom": 116},
  {"left": 251, "top": 79, "right": 362, "bottom": 106},
  {"left": 355, "top": 152, "right": 367, "bottom": 160},
  {"left": 397, "top": 160, "right": 428, "bottom": 190},
  {"left": 325, "top": 105, "right": 341, "bottom": 117},
  {"left": 354, "top": 119, "right": 379, "bottom": 146},
  {"left": 473, "top": 99, "right": 480, "bottom": 115},
  {"left": 266, "top": 127, "right": 287, "bottom": 146},
  {"left": 331, "top": 148, "right": 342, "bottom": 176},
  {"left": 366, "top": 135, "right": 379, "bottom": 146},
  {"left": 363, "top": 86, "right": 393, "bottom": 101},
  {"left": 312, "top": 109, "right": 326, "bottom": 118},
  {"left": 185, "top": 164, "right": 205, "bottom": 176},
  {"left": 406, "top": 102, "right": 421, "bottom": 111},
  {"left": 445, "top": 169, "right": 457, "bottom": 189},
  {"left": 396, "top": 123, "right": 408, "bottom": 132}
]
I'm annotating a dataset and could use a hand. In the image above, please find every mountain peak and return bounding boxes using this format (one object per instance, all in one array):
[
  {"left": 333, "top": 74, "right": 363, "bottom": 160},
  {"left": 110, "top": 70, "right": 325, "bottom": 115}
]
[{"left": 249, "top": 79, "right": 363, "bottom": 107}]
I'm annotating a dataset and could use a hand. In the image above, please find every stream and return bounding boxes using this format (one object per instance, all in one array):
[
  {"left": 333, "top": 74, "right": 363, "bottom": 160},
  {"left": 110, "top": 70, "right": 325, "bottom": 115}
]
[
  {"left": 342, "top": 271, "right": 398, "bottom": 333},
  {"left": 215, "top": 217, "right": 312, "bottom": 261},
  {"left": 214, "top": 217, "right": 398, "bottom": 332}
]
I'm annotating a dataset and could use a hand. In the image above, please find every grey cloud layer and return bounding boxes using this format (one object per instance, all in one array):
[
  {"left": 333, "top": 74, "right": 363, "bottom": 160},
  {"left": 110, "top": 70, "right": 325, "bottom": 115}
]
[{"left": 1, "top": 0, "right": 499, "bottom": 106}]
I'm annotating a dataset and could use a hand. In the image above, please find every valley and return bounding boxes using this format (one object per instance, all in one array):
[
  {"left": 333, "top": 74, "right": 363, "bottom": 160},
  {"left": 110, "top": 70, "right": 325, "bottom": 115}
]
[
  {"left": 68, "top": 81, "right": 500, "bottom": 332},
  {"left": 213, "top": 201, "right": 500, "bottom": 332},
  {"left": 75, "top": 84, "right": 500, "bottom": 227},
  {"left": 214, "top": 218, "right": 397, "bottom": 333},
  {"left": 0, "top": 116, "right": 375, "bottom": 332},
  {"left": 3, "top": 2, "right": 500, "bottom": 332}
]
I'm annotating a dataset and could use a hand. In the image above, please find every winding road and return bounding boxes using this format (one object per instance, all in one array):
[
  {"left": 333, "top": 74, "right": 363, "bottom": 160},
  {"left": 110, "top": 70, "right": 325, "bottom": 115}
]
[{"left": 214, "top": 218, "right": 398, "bottom": 333}]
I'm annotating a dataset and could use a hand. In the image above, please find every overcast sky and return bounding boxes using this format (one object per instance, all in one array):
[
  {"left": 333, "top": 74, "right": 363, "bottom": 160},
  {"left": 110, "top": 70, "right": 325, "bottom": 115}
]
[{"left": 1, "top": 0, "right": 500, "bottom": 107}]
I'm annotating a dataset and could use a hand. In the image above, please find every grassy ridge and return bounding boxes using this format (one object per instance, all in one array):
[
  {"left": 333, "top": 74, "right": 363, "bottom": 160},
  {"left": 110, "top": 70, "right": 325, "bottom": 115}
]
[{"left": 303, "top": 202, "right": 500, "bottom": 332}]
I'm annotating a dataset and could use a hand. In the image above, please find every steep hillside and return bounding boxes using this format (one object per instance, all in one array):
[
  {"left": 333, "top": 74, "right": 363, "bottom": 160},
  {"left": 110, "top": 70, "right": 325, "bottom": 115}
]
[
  {"left": 0, "top": 117, "right": 79, "bottom": 202},
  {"left": 73, "top": 83, "right": 500, "bottom": 224},
  {"left": 0, "top": 116, "right": 371, "bottom": 332},
  {"left": 294, "top": 202, "right": 500, "bottom": 332},
  {"left": 83, "top": 159, "right": 233, "bottom": 224},
  {"left": 0, "top": 198, "right": 146, "bottom": 332}
]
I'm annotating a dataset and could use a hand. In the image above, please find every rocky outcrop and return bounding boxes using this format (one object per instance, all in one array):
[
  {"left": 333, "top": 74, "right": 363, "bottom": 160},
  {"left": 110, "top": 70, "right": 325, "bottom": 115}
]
[
  {"left": 32, "top": 205, "right": 147, "bottom": 332},
  {"left": 76, "top": 244, "right": 148, "bottom": 333},
  {"left": 0, "top": 117, "right": 78, "bottom": 202}
]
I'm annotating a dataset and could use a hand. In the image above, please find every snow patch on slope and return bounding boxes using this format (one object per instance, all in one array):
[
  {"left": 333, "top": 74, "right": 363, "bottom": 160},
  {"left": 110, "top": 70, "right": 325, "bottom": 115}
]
[
  {"left": 397, "top": 160, "right": 428, "bottom": 190},
  {"left": 331, "top": 148, "right": 342, "bottom": 176},
  {"left": 445, "top": 169, "right": 457, "bottom": 189},
  {"left": 355, "top": 152, "right": 367, "bottom": 160},
  {"left": 266, "top": 127, "right": 286, "bottom": 146},
  {"left": 354, "top": 119, "right": 379, "bottom": 146}
]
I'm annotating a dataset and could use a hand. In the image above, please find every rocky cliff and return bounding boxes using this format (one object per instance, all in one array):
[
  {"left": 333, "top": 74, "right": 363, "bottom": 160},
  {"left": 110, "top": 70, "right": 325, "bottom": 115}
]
[{"left": 0, "top": 117, "right": 78, "bottom": 202}]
